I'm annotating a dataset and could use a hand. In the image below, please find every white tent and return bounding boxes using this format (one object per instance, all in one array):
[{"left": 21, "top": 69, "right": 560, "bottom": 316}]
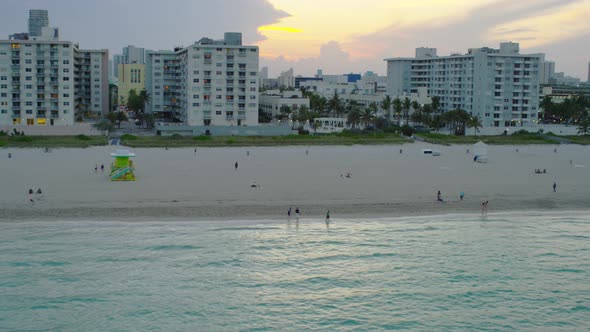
[{"left": 472, "top": 141, "right": 488, "bottom": 163}]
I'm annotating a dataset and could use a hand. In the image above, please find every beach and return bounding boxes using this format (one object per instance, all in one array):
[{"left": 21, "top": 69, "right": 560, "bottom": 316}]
[{"left": 1, "top": 143, "right": 589, "bottom": 221}]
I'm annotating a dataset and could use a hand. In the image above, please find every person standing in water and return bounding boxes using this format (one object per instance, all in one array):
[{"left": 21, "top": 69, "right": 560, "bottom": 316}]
[
  {"left": 553, "top": 181, "right": 557, "bottom": 192},
  {"left": 326, "top": 210, "right": 330, "bottom": 224}
]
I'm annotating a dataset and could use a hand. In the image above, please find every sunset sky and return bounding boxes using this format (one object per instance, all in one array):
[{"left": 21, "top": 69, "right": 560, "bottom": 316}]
[{"left": 1, "top": 0, "right": 589, "bottom": 79}]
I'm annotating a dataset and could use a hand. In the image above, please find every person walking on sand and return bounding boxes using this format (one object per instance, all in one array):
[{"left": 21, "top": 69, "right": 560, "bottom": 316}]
[
  {"left": 326, "top": 210, "right": 330, "bottom": 223},
  {"left": 235, "top": 161, "right": 238, "bottom": 170},
  {"left": 100, "top": 164, "right": 104, "bottom": 172},
  {"left": 94, "top": 164, "right": 98, "bottom": 173},
  {"left": 194, "top": 148, "right": 197, "bottom": 156},
  {"left": 28, "top": 189, "right": 34, "bottom": 203},
  {"left": 460, "top": 192, "right": 464, "bottom": 201},
  {"left": 437, "top": 190, "right": 443, "bottom": 202},
  {"left": 295, "top": 207, "right": 300, "bottom": 217},
  {"left": 553, "top": 181, "right": 557, "bottom": 192},
  {"left": 287, "top": 207, "right": 292, "bottom": 217}
]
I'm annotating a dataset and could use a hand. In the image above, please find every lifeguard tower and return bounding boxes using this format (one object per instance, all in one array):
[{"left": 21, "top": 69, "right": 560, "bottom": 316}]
[{"left": 110, "top": 149, "right": 136, "bottom": 181}]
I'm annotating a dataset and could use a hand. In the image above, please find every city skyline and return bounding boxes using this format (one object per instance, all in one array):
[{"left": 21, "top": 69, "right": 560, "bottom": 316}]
[{"left": 1, "top": 0, "right": 589, "bottom": 79}]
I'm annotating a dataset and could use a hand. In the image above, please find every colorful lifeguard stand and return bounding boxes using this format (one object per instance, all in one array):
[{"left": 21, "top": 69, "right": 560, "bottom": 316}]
[{"left": 110, "top": 149, "right": 136, "bottom": 181}]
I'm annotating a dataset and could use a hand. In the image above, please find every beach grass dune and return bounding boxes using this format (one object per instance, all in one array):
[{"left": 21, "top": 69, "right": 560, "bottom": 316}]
[{"left": 1, "top": 143, "right": 589, "bottom": 221}]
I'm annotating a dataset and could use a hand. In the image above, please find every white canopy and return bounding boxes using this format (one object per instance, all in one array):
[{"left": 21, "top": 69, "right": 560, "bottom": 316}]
[{"left": 473, "top": 141, "right": 488, "bottom": 156}]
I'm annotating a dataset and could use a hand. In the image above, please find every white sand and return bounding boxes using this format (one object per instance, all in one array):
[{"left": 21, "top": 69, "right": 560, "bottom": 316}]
[{"left": 1, "top": 142, "right": 589, "bottom": 221}]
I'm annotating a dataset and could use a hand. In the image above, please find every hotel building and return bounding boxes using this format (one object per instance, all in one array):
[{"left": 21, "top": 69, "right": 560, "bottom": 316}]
[
  {"left": 385, "top": 43, "right": 543, "bottom": 127},
  {"left": 0, "top": 39, "right": 108, "bottom": 126},
  {"left": 145, "top": 32, "right": 259, "bottom": 126}
]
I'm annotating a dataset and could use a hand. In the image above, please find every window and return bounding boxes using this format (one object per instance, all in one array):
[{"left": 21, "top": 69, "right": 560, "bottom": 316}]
[
  {"left": 25, "top": 59, "right": 32, "bottom": 64},
  {"left": 193, "top": 78, "right": 199, "bottom": 83},
  {"left": 63, "top": 68, "right": 69, "bottom": 73},
  {"left": 63, "top": 60, "right": 69, "bottom": 64},
  {"left": 26, "top": 109, "right": 33, "bottom": 114},
  {"left": 0, "top": 76, "right": 5, "bottom": 80},
  {"left": 25, "top": 68, "right": 32, "bottom": 72},
  {"left": 0, "top": 84, "right": 7, "bottom": 89},
  {"left": 63, "top": 102, "right": 69, "bottom": 106},
  {"left": 25, "top": 85, "right": 32, "bottom": 89},
  {"left": 216, "top": 110, "right": 222, "bottom": 115},
  {"left": 63, "top": 77, "right": 69, "bottom": 81},
  {"left": 63, "top": 93, "right": 69, "bottom": 98}
]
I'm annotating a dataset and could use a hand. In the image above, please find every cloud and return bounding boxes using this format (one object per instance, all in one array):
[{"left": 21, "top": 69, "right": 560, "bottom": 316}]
[
  {"left": 0, "top": 0, "right": 289, "bottom": 53},
  {"left": 260, "top": 0, "right": 589, "bottom": 78}
]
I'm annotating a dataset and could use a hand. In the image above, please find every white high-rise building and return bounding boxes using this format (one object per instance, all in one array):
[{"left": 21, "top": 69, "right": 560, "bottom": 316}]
[
  {"left": 278, "top": 68, "right": 294, "bottom": 88},
  {"left": 28, "top": 9, "right": 49, "bottom": 37},
  {"left": 146, "top": 32, "right": 259, "bottom": 126},
  {"left": 74, "top": 48, "right": 109, "bottom": 117},
  {"left": 0, "top": 39, "right": 108, "bottom": 126},
  {"left": 385, "top": 42, "right": 543, "bottom": 127},
  {"left": 123, "top": 45, "right": 145, "bottom": 64},
  {"left": 541, "top": 61, "right": 555, "bottom": 84}
]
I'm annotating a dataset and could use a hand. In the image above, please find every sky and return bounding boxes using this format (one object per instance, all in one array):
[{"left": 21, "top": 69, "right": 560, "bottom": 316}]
[{"left": 1, "top": 0, "right": 589, "bottom": 79}]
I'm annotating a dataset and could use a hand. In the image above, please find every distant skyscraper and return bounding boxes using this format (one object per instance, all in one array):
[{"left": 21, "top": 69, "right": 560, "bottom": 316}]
[
  {"left": 28, "top": 9, "right": 49, "bottom": 37},
  {"left": 260, "top": 66, "right": 269, "bottom": 80},
  {"left": 540, "top": 61, "right": 555, "bottom": 84},
  {"left": 123, "top": 45, "right": 145, "bottom": 64},
  {"left": 112, "top": 45, "right": 145, "bottom": 78}
]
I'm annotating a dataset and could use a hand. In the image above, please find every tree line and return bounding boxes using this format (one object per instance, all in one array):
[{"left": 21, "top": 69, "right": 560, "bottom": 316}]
[{"left": 265, "top": 89, "right": 483, "bottom": 136}]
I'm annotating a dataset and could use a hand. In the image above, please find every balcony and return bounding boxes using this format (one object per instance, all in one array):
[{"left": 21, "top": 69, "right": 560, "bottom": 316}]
[{"left": 238, "top": 112, "right": 246, "bottom": 120}]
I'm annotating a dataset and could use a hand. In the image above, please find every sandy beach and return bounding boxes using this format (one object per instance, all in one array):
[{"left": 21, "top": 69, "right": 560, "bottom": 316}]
[{"left": 1, "top": 142, "right": 589, "bottom": 221}]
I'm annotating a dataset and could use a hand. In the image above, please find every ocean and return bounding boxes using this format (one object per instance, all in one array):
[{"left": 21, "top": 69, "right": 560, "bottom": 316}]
[{"left": 1, "top": 211, "right": 589, "bottom": 331}]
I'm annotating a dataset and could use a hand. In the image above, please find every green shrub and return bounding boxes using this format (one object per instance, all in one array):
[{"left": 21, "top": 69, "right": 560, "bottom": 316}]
[
  {"left": 226, "top": 139, "right": 235, "bottom": 144},
  {"left": 0, "top": 140, "right": 6, "bottom": 147},
  {"left": 193, "top": 135, "right": 212, "bottom": 141},
  {"left": 121, "top": 134, "right": 138, "bottom": 140},
  {"left": 76, "top": 134, "right": 91, "bottom": 141},
  {"left": 170, "top": 134, "right": 183, "bottom": 140},
  {"left": 401, "top": 124, "right": 415, "bottom": 137},
  {"left": 15, "top": 136, "right": 33, "bottom": 142},
  {"left": 0, "top": 130, "right": 7, "bottom": 136}
]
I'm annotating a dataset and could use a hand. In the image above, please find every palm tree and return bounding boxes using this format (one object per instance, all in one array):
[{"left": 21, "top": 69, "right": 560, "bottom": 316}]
[
  {"left": 540, "top": 95, "right": 553, "bottom": 123},
  {"left": 431, "top": 96, "right": 440, "bottom": 114},
  {"left": 467, "top": 115, "right": 483, "bottom": 136},
  {"left": 578, "top": 117, "right": 590, "bottom": 135},
  {"left": 411, "top": 101, "right": 421, "bottom": 114},
  {"left": 329, "top": 92, "right": 343, "bottom": 117},
  {"left": 138, "top": 89, "right": 151, "bottom": 114},
  {"left": 347, "top": 109, "right": 361, "bottom": 129},
  {"left": 381, "top": 95, "right": 393, "bottom": 125},
  {"left": 402, "top": 97, "right": 411, "bottom": 124},
  {"left": 392, "top": 97, "right": 402, "bottom": 126},
  {"left": 360, "top": 105, "right": 376, "bottom": 129}
]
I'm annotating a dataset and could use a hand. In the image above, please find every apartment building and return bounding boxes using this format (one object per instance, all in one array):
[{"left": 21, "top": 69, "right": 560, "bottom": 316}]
[
  {"left": 117, "top": 63, "right": 145, "bottom": 105},
  {"left": 0, "top": 39, "right": 108, "bottom": 126},
  {"left": 146, "top": 32, "right": 259, "bottom": 126},
  {"left": 74, "top": 48, "right": 109, "bottom": 118},
  {"left": 385, "top": 43, "right": 543, "bottom": 127}
]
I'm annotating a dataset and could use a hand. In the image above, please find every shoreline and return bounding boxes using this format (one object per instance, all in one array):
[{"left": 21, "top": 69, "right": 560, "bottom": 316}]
[{"left": 1, "top": 197, "right": 587, "bottom": 222}]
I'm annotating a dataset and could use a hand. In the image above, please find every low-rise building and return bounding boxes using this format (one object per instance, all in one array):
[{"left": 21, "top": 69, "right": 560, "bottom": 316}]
[{"left": 259, "top": 90, "right": 310, "bottom": 118}]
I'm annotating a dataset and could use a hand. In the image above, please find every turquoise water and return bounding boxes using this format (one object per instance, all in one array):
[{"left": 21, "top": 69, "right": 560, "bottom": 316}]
[{"left": 1, "top": 212, "right": 589, "bottom": 331}]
